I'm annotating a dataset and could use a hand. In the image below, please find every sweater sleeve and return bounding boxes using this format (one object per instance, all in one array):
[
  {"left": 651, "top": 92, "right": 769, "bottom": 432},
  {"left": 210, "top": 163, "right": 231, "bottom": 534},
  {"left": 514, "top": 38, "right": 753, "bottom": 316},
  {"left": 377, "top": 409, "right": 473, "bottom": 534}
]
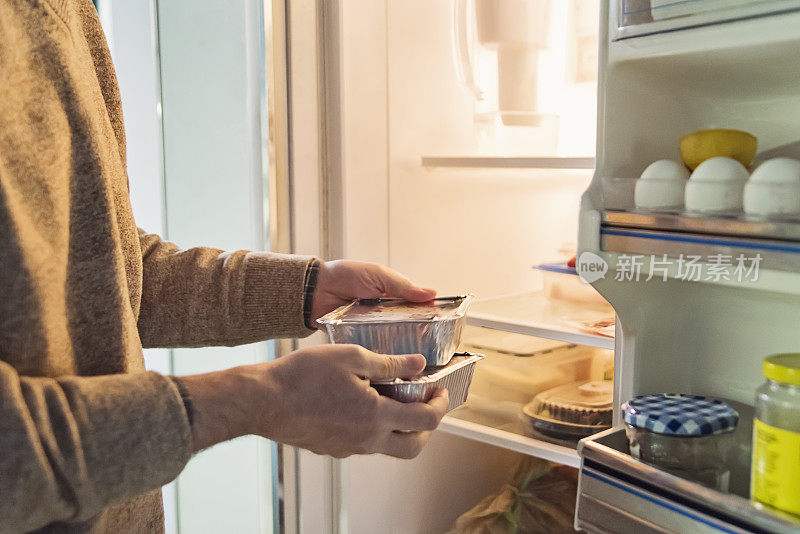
[
  {"left": 137, "top": 229, "right": 316, "bottom": 348},
  {"left": 0, "top": 362, "right": 191, "bottom": 533}
]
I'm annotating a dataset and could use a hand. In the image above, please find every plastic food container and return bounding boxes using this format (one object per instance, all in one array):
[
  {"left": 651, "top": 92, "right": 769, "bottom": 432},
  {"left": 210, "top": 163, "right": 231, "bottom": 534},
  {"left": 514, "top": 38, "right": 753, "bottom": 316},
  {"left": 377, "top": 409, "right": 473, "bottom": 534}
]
[
  {"left": 622, "top": 393, "right": 739, "bottom": 491},
  {"left": 535, "top": 262, "right": 610, "bottom": 308},
  {"left": 371, "top": 353, "right": 484, "bottom": 412},
  {"left": 317, "top": 295, "right": 473, "bottom": 367},
  {"left": 461, "top": 327, "right": 608, "bottom": 404},
  {"left": 752, "top": 354, "right": 800, "bottom": 516},
  {"left": 522, "top": 380, "right": 613, "bottom": 441}
]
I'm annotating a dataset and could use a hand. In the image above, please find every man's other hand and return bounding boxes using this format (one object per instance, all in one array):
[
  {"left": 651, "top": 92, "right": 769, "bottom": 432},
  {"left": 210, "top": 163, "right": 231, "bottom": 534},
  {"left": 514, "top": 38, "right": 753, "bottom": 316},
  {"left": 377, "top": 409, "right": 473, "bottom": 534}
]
[{"left": 181, "top": 345, "right": 448, "bottom": 458}]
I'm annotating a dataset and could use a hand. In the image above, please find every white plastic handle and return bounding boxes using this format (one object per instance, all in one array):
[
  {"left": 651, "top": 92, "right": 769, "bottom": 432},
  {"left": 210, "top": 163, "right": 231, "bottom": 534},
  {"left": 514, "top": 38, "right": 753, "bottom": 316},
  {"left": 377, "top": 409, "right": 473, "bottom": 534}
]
[{"left": 452, "top": 0, "right": 483, "bottom": 100}]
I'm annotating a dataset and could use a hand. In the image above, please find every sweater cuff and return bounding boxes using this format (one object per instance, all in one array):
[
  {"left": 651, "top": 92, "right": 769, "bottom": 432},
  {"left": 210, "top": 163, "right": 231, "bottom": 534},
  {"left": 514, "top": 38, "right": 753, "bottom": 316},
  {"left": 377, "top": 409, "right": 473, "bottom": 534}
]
[
  {"left": 302, "top": 259, "right": 322, "bottom": 329},
  {"left": 242, "top": 253, "right": 317, "bottom": 340}
]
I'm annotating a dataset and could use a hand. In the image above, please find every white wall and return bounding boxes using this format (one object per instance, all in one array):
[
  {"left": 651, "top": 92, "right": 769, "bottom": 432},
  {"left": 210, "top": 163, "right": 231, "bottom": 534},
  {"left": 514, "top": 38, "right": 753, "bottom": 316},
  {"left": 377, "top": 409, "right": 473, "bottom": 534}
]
[{"left": 383, "top": 0, "right": 593, "bottom": 298}]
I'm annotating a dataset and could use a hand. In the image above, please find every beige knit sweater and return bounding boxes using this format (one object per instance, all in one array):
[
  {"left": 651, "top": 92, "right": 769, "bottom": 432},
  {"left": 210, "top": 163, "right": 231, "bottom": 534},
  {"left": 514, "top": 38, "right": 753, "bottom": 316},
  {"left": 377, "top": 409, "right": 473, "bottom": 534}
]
[{"left": 0, "top": 1, "right": 314, "bottom": 532}]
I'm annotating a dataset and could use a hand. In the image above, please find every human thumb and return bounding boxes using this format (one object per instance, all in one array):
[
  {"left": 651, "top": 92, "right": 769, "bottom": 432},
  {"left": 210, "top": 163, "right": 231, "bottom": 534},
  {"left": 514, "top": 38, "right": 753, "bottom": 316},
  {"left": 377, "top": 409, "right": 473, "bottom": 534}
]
[{"left": 365, "top": 353, "right": 426, "bottom": 380}]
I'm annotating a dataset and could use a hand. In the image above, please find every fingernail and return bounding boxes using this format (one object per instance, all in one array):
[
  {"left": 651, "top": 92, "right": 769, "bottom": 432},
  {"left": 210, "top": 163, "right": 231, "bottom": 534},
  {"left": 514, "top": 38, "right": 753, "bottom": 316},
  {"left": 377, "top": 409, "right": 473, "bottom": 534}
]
[
  {"left": 400, "top": 354, "right": 425, "bottom": 373},
  {"left": 410, "top": 354, "right": 426, "bottom": 367}
]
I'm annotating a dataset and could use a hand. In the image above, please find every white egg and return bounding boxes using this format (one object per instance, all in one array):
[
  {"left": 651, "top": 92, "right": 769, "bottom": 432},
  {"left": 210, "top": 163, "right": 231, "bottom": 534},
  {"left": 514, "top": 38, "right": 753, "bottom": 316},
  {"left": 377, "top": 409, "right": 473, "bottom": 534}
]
[
  {"left": 635, "top": 160, "right": 689, "bottom": 210},
  {"left": 744, "top": 158, "right": 800, "bottom": 217},
  {"left": 685, "top": 157, "right": 749, "bottom": 213},
  {"left": 640, "top": 159, "right": 691, "bottom": 181},
  {"left": 748, "top": 158, "right": 800, "bottom": 184},
  {"left": 689, "top": 157, "right": 750, "bottom": 183}
]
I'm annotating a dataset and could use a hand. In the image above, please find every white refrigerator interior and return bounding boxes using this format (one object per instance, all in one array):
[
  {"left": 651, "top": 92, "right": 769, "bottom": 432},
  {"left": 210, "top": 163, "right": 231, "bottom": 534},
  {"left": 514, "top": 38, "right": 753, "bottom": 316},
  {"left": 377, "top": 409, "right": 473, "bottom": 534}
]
[{"left": 313, "top": 1, "right": 603, "bottom": 532}]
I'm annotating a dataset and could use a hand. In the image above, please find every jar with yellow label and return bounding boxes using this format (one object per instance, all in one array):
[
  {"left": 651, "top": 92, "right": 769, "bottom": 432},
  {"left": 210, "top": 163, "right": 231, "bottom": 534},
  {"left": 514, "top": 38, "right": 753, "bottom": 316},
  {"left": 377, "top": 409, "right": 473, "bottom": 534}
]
[{"left": 752, "top": 353, "right": 800, "bottom": 517}]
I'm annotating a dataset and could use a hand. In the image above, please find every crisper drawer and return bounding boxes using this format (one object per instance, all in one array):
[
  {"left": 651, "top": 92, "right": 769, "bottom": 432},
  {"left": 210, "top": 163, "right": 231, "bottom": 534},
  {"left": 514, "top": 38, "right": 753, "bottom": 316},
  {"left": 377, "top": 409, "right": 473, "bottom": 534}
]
[
  {"left": 613, "top": 0, "right": 800, "bottom": 40},
  {"left": 575, "top": 428, "right": 800, "bottom": 534}
]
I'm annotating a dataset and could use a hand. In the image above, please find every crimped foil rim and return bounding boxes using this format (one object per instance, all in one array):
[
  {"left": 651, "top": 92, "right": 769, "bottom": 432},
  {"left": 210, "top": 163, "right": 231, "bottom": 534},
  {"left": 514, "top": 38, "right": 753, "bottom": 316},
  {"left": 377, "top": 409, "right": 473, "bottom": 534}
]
[
  {"left": 316, "top": 294, "right": 475, "bottom": 325},
  {"left": 370, "top": 352, "right": 484, "bottom": 385},
  {"left": 521, "top": 403, "right": 610, "bottom": 432}
]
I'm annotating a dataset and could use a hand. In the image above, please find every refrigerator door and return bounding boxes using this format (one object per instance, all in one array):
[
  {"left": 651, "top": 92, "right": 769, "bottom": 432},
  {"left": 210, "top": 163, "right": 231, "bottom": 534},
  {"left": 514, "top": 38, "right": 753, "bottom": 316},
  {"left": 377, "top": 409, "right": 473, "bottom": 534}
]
[
  {"left": 113, "top": 0, "right": 283, "bottom": 532},
  {"left": 578, "top": 0, "right": 800, "bottom": 532},
  {"left": 613, "top": 0, "right": 800, "bottom": 40},
  {"left": 576, "top": 429, "right": 800, "bottom": 534}
]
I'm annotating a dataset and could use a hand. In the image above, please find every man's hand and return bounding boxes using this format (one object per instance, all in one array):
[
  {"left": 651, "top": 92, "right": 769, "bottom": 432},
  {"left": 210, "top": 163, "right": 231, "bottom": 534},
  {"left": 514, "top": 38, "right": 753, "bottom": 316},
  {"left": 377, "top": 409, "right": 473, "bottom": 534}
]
[
  {"left": 180, "top": 345, "right": 449, "bottom": 458},
  {"left": 311, "top": 260, "right": 436, "bottom": 325}
]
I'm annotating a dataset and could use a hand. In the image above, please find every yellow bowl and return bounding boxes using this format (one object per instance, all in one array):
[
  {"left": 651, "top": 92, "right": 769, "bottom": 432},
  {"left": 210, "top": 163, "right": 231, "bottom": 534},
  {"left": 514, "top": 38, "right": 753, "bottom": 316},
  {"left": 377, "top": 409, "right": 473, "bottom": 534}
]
[{"left": 680, "top": 129, "right": 757, "bottom": 170}]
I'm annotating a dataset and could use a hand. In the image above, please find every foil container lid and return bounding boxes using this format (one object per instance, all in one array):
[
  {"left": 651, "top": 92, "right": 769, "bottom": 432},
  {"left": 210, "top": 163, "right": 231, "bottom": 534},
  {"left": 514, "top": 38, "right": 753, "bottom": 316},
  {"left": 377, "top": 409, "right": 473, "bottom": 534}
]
[{"left": 317, "top": 295, "right": 474, "bottom": 325}]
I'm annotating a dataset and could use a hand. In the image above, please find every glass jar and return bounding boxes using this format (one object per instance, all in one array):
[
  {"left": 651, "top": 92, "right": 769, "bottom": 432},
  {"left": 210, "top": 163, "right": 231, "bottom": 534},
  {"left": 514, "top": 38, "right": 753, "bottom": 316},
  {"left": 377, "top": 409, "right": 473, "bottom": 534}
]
[
  {"left": 752, "top": 354, "right": 800, "bottom": 517},
  {"left": 622, "top": 394, "right": 739, "bottom": 491}
]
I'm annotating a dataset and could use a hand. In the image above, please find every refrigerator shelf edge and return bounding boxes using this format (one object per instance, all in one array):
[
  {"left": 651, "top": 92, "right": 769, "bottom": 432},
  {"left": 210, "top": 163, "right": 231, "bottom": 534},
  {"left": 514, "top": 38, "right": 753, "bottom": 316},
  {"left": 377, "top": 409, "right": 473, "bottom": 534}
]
[
  {"left": 466, "top": 292, "right": 614, "bottom": 350},
  {"left": 612, "top": 1, "right": 800, "bottom": 41},
  {"left": 438, "top": 415, "right": 580, "bottom": 468},
  {"left": 601, "top": 210, "right": 800, "bottom": 243},
  {"left": 600, "top": 210, "right": 800, "bottom": 274},
  {"left": 576, "top": 428, "right": 800, "bottom": 534},
  {"left": 421, "top": 156, "right": 595, "bottom": 170}
]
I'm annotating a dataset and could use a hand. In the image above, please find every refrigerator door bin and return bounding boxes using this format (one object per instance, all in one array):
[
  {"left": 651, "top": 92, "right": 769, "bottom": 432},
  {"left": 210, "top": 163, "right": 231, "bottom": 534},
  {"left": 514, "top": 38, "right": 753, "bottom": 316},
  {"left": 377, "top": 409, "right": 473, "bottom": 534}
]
[
  {"left": 576, "top": 427, "right": 800, "bottom": 534},
  {"left": 613, "top": 0, "right": 800, "bottom": 40},
  {"left": 600, "top": 177, "right": 638, "bottom": 211},
  {"left": 600, "top": 209, "right": 800, "bottom": 273}
]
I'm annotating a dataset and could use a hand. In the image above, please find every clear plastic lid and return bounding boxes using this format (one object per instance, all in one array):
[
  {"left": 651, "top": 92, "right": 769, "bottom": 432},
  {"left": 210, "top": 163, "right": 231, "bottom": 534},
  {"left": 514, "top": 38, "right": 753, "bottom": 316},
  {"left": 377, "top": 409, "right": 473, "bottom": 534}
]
[
  {"left": 461, "top": 328, "right": 572, "bottom": 357},
  {"left": 526, "top": 381, "right": 613, "bottom": 426}
]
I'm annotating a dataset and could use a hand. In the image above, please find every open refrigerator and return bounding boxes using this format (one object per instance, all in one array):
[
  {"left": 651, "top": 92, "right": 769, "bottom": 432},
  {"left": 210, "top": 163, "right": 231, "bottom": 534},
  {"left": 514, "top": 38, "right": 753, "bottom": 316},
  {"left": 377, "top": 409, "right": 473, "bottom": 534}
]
[
  {"left": 576, "top": 1, "right": 800, "bottom": 533},
  {"left": 281, "top": 0, "right": 800, "bottom": 533}
]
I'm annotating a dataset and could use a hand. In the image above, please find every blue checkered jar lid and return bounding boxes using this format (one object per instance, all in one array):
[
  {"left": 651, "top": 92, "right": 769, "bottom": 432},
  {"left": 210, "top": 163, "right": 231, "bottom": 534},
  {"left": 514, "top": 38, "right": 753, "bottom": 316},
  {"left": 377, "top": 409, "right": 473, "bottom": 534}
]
[{"left": 622, "top": 394, "right": 739, "bottom": 436}]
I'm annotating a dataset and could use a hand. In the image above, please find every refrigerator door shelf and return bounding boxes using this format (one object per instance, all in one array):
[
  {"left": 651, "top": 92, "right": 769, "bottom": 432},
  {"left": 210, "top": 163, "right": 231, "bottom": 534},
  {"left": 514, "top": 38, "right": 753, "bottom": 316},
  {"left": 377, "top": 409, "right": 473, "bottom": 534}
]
[
  {"left": 613, "top": 0, "right": 800, "bottom": 41},
  {"left": 602, "top": 210, "right": 800, "bottom": 242},
  {"left": 599, "top": 209, "right": 800, "bottom": 274},
  {"left": 576, "top": 427, "right": 800, "bottom": 534}
]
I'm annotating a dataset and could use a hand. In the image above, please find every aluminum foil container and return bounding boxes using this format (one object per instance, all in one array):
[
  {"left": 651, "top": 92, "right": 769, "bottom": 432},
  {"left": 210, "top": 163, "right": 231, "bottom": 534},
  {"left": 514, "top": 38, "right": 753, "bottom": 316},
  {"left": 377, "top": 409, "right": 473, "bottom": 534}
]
[
  {"left": 317, "top": 295, "right": 474, "bottom": 366},
  {"left": 371, "top": 353, "right": 484, "bottom": 412}
]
